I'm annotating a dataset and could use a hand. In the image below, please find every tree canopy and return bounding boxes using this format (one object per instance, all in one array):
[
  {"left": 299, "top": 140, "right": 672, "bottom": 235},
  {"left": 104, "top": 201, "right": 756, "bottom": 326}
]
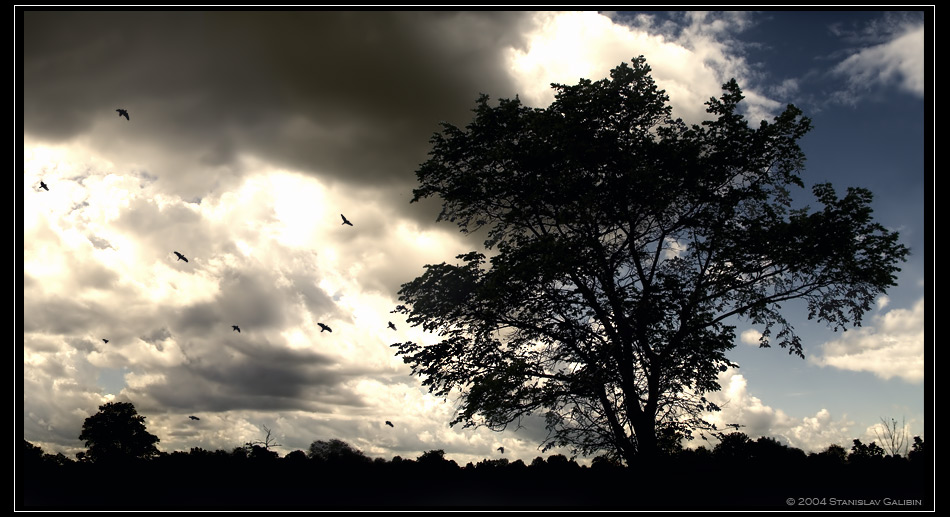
[
  {"left": 392, "top": 56, "right": 908, "bottom": 464},
  {"left": 78, "top": 401, "right": 160, "bottom": 463}
]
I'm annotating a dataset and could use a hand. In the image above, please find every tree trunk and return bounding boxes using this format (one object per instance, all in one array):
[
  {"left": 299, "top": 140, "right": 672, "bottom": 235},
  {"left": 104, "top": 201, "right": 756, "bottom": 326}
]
[{"left": 631, "top": 414, "right": 658, "bottom": 463}]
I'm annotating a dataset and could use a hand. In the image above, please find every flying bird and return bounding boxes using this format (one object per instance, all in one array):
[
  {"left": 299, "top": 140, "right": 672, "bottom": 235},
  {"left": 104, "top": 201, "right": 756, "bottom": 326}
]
[
  {"left": 189, "top": 416, "right": 200, "bottom": 421},
  {"left": 116, "top": 108, "right": 129, "bottom": 120},
  {"left": 387, "top": 321, "right": 397, "bottom": 331},
  {"left": 173, "top": 251, "right": 188, "bottom": 262},
  {"left": 102, "top": 339, "right": 109, "bottom": 344},
  {"left": 385, "top": 421, "right": 394, "bottom": 428},
  {"left": 318, "top": 323, "right": 332, "bottom": 333},
  {"left": 232, "top": 325, "right": 240, "bottom": 333},
  {"left": 341, "top": 214, "right": 353, "bottom": 226},
  {"left": 497, "top": 447, "right": 505, "bottom": 454},
  {"left": 39, "top": 181, "right": 49, "bottom": 191}
]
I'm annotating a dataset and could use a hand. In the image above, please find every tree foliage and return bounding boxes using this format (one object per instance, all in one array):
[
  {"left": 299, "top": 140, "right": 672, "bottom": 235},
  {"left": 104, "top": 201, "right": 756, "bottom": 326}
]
[
  {"left": 393, "top": 56, "right": 909, "bottom": 464},
  {"left": 307, "top": 438, "right": 370, "bottom": 464},
  {"left": 78, "top": 401, "right": 160, "bottom": 463},
  {"left": 849, "top": 438, "right": 886, "bottom": 463}
]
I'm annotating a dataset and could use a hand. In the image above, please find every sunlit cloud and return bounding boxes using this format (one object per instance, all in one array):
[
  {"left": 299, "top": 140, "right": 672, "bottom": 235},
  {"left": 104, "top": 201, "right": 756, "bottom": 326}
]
[
  {"left": 831, "top": 21, "right": 925, "bottom": 101},
  {"left": 704, "top": 371, "right": 858, "bottom": 453},
  {"left": 740, "top": 329, "right": 763, "bottom": 346},
  {"left": 505, "top": 11, "right": 780, "bottom": 124},
  {"left": 810, "top": 299, "right": 924, "bottom": 383}
]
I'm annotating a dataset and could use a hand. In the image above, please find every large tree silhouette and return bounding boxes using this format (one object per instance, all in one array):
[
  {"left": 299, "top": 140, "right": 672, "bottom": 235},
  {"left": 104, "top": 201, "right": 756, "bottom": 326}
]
[
  {"left": 78, "top": 401, "right": 160, "bottom": 463},
  {"left": 392, "top": 56, "right": 908, "bottom": 464}
]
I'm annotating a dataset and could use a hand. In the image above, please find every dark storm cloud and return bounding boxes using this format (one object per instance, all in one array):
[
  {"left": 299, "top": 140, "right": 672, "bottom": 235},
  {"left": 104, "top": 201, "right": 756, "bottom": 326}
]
[
  {"left": 171, "top": 265, "right": 335, "bottom": 336},
  {"left": 133, "top": 337, "right": 368, "bottom": 414},
  {"left": 23, "top": 11, "right": 534, "bottom": 206}
]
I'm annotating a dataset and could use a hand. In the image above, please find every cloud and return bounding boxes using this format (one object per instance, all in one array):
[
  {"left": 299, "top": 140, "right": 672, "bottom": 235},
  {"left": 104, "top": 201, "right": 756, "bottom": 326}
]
[
  {"left": 506, "top": 11, "right": 781, "bottom": 125},
  {"left": 831, "top": 21, "right": 925, "bottom": 101},
  {"left": 22, "top": 140, "right": 568, "bottom": 463},
  {"left": 704, "top": 371, "right": 857, "bottom": 453},
  {"left": 809, "top": 298, "right": 924, "bottom": 383},
  {"left": 740, "top": 328, "right": 763, "bottom": 346},
  {"left": 22, "top": 11, "right": 533, "bottom": 208}
]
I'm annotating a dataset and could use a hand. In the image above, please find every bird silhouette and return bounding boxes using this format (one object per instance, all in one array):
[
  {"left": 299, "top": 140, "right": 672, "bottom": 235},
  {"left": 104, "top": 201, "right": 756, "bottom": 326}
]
[
  {"left": 497, "top": 447, "right": 505, "bottom": 454},
  {"left": 102, "top": 339, "right": 109, "bottom": 344},
  {"left": 39, "top": 181, "right": 49, "bottom": 191},
  {"left": 232, "top": 325, "right": 240, "bottom": 333},
  {"left": 173, "top": 251, "right": 188, "bottom": 262},
  {"left": 385, "top": 421, "right": 394, "bottom": 428},
  {"left": 318, "top": 323, "right": 332, "bottom": 333},
  {"left": 387, "top": 321, "right": 397, "bottom": 331},
  {"left": 116, "top": 108, "right": 129, "bottom": 120},
  {"left": 341, "top": 214, "right": 353, "bottom": 226},
  {"left": 188, "top": 416, "right": 200, "bottom": 421}
]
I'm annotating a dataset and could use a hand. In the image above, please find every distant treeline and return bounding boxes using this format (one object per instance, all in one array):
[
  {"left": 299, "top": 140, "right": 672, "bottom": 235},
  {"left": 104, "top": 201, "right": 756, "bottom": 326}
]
[{"left": 20, "top": 434, "right": 931, "bottom": 510}]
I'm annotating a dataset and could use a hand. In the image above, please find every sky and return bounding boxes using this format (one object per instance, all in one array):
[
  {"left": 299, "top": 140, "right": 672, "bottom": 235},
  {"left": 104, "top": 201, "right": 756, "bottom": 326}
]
[{"left": 20, "top": 9, "right": 931, "bottom": 467}]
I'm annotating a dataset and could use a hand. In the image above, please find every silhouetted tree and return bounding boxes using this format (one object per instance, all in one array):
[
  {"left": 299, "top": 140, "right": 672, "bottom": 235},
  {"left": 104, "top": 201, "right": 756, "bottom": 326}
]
[
  {"left": 246, "top": 444, "right": 279, "bottom": 461},
  {"left": 713, "top": 432, "right": 753, "bottom": 462},
  {"left": 393, "top": 55, "right": 908, "bottom": 465},
  {"left": 544, "top": 453, "right": 579, "bottom": 470},
  {"left": 23, "top": 440, "right": 46, "bottom": 463},
  {"left": 306, "top": 438, "right": 370, "bottom": 465},
  {"left": 284, "top": 449, "right": 308, "bottom": 463},
  {"left": 749, "top": 436, "right": 805, "bottom": 465},
  {"left": 807, "top": 443, "right": 848, "bottom": 470},
  {"left": 907, "top": 436, "right": 927, "bottom": 464},
  {"left": 416, "top": 449, "right": 459, "bottom": 470},
  {"left": 231, "top": 446, "right": 249, "bottom": 459},
  {"left": 244, "top": 424, "right": 282, "bottom": 457},
  {"left": 849, "top": 438, "right": 885, "bottom": 464},
  {"left": 77, "top": 401, "right": 160, "bottom": 463},
  {"left": 591, "top": 454, "right": 622, "bottom": 470},
  {"left": 874, "top": 416, "right": 909, "bottom": 457}
]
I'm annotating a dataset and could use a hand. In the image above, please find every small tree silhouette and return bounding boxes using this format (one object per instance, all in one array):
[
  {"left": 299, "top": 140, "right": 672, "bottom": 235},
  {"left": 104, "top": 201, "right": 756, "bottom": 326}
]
[
  {"left": 815, "top": 443, "right": 848, "bottom": 465},
  {"left": 244, "top": 424, "right": 282, "bottom": 457},
  {"left": 873, "top": 416, "right": 909, "bottom": 457},
  {"left": 907, "top": 436, "right": 926, "bottom": 463},
  {"left": 849, "top": 438, "right": 885, "bottom": 464},
  {"left": 78, "top": 401, "right": 160, "bottom": 463},
  {"left": 307, "top": 438, "right": 370, "bottom": 465}
]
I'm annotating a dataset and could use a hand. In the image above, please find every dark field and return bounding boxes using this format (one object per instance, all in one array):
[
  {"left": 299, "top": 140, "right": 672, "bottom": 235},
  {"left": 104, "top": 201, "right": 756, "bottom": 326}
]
[{"left": 19, "top": 450, "right": 931, "bottom": 510}]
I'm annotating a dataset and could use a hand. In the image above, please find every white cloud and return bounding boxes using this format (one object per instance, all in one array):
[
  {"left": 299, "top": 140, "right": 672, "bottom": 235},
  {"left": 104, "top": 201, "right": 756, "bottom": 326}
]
[
  {"left": 505, "top": 11, "right": 779, "bottom": 125},
  {"left": 740, "top": 328, "right": 763, "bottom": 346},
  {"left": 810, "top": 298, "right": 924, "bottom": 383},
  {"left": 22, "top": 142, "right": 573, "bottom": 464},
  {"left": 877, "top": 295, "right": 890, "bottom": 311},
  {"left": 703, "top": 371, "right": 857, "bottom": 453},
  {"left": 832, "top": 22, "right": 925, "bottom": 99}
]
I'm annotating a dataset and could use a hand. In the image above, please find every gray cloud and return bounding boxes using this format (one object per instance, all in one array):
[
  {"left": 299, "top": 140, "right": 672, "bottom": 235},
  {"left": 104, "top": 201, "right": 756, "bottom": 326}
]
[{"left": 23, "top": 11, "right": 534, "bottom": 210}]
